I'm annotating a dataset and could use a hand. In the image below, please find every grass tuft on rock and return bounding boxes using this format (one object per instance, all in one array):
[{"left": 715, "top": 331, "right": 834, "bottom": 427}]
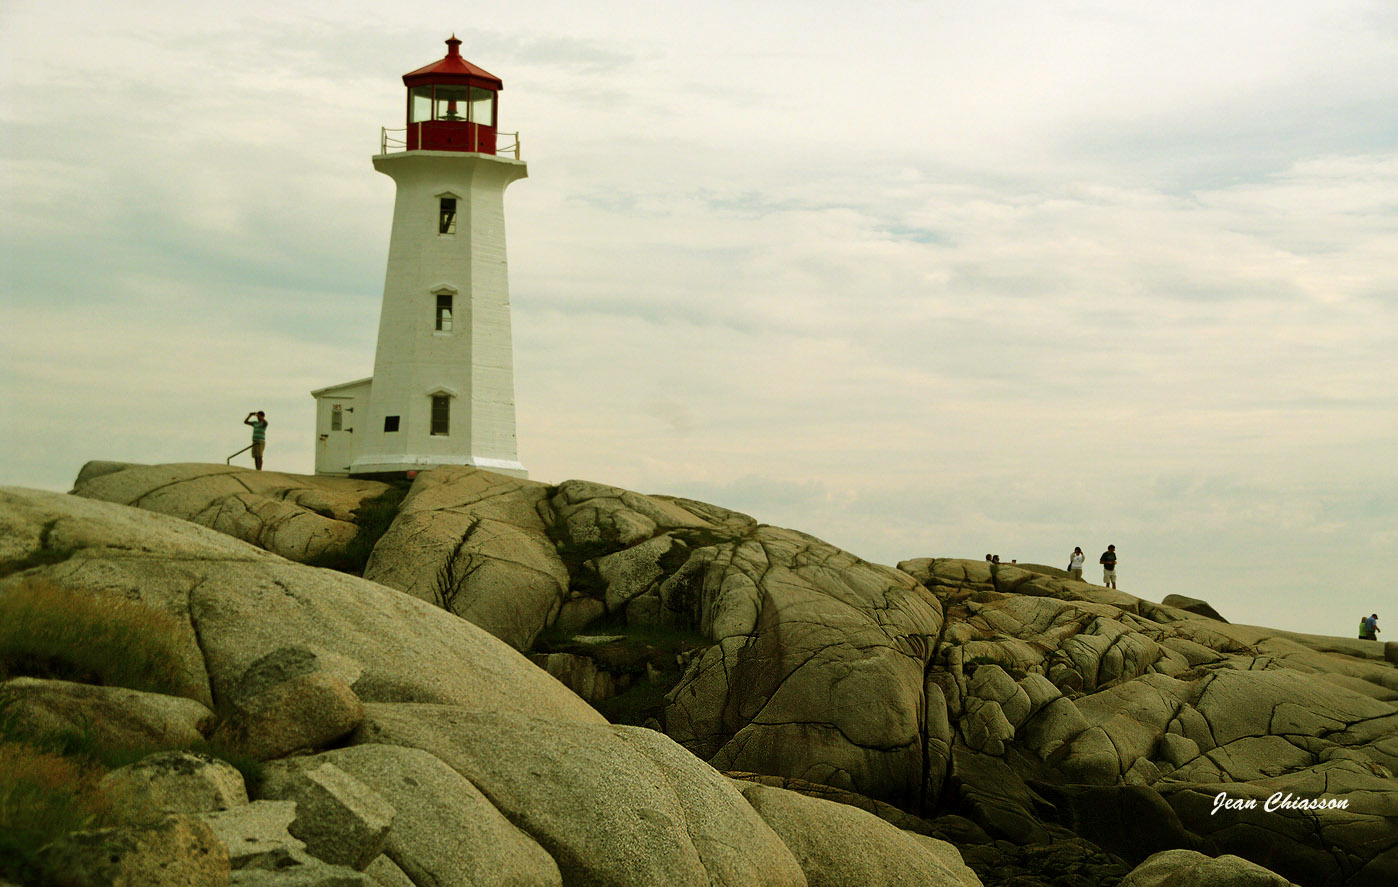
[
  {"left": 0, "top": 577, "right": 198, "bottom": 699},
  {"left": 0, "top": 741, "right": 115, "bottom": 884}
]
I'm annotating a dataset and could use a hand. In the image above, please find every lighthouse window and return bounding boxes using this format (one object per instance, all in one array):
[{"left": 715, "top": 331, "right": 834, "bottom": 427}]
[
  {"left": 439, "top": 198, "right": 457, "bottom": 235},
  {"left": 470, "top": 87, "right": 495, "bottom": 126},
  {"left": 436, "top": 294, "right": 453, "bottom": 331},
  {"left": 430, "top": 395, "right": 451, "bottom": 436},
  {"left": 410, "top": 87, "right": 433, "bottom": 123},
  {"left": 432, "top": 86, "right": 473, "bottom": 122},
  {"left": 384, "top": 416, "right": 400, "bottom": 433}
]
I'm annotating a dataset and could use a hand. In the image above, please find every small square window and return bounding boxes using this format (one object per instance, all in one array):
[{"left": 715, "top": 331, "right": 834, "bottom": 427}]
[
  {"left": 439, "top": 198, "right": 457, "bottom": 235},
  {"left": 436, "top": 294, "right": 453, "bottom": 332},
  {"left": 384, "top": 416, "right": 400, "bottom": 433},
  {"left": 331, "top": 410, "right": 343, "bottom": 431},
  {"left": 430, "top": 395, "right": 450, "bottom": 436}
]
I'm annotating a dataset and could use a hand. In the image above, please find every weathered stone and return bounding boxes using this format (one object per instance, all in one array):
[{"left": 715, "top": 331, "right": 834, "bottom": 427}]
[
  {"left": 351, "top": 704, "right": 807, "bottom": 886},
  {"left": 531, "top": 651, "right": 618, "bottom": 703},
  {"left": 1160, "top": 594, "right": 1229, "bottom": 623},
  {"left": 257, "top": 762, "right": 394, "bottom": 870},
  {"left": 596, "top": 535, "right": 677, "bottom": 610},
  {"left": 1120, "top": 849, "right": 1293, "bottom": 886},
  {"left": 362, "top": 467, "right": 568, "bottom": 650},
  {"left": 736, "top": 782, "right": 982, "bottom": 887},
  {"left": 229, "top": 865, "right": 372, "bottom": 886},
  {"left": 46, "top": 815, "right": 230, "bottom": 887},
  {"left": 71, "top": 461, "right": 391, "bottom": 565},
  {"left": 0, "top": 488, "right": 602, "bottom": 725},
  {"left": 363, "top": 856, "right": 415, "bottom": 887},
  {"left": 261, "top": 744, "right": 561, "bottom": 887},
  {"left": 665, "top": 527, "right": 943, "bottom": 809},
  {"left": 1, "top": 677, "right": 213, "bottom": 751},
  {"left": 228, "top": 646, "right": 365, "bottom": 710},
  {"left": 213, "top": 670, "right": 364, "bottom": 761},
  {"left": 199, "top": 800, "right": 306, "bottom": 870},
  {"left": 101, "top": 750, "right": 248, "bottom": 819}
]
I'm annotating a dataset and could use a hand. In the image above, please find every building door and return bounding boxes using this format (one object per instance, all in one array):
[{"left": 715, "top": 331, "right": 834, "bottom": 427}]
[{"left": 317, "top": 399, "right": 356, "bottom": 474}]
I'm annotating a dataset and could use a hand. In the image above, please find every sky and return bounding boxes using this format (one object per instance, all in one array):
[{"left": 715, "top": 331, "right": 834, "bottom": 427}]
[{"left": 2, "top": 1, "right": 1395, "bottom": 637}]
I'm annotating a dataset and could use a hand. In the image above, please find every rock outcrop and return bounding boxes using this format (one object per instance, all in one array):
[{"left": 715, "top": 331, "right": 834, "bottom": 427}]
[
  {"left": 8, "top": 465, "right": 1395, "bottom": 887},
  {"left": 0, "top": 484, "right": 981, "bottom": 887},
  {"left": 70, "top": 461, "right": 393, "bottom": 567}
]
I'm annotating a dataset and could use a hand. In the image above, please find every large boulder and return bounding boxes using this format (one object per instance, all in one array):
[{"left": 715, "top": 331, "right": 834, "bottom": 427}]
[
  {"left": 254, "top": 762, "right": 394, "bottom": 871},
  {"left": 101, "top": 750, "right": 249, "bottom": 818},
  {"left": 664, "top": 527, "right": 944, "bottom": 810},
  {"left": 735, "top": 781, "right": 982, "bottom": 887},
  {"left": 260, "top": 745, "right": 560, "bottom": 887},
  {"left": 70, "top": 461, "right": 392, "bottom": 566},
  {"left": 363, "top": 467, "right": 568, "bottom": 650},
  {"left": 349, "top": 703, "right": 808, "bottom": 887},
  {"left": 1, "top": 677, "right": 213, "bottom": 750},
  {"left": 43, "top": 815, "right": 229, "bottom": 887},
  {"left": 0, "top": 487, "right": 604, "bottom": 725},
  {"left": 1120, "top": 849, "right": 1294, "bottom": 886}
]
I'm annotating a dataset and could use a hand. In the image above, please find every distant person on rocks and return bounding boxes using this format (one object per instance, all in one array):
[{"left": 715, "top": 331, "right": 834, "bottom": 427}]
[
  {"left": 1359, "top": 614, "right": 1380, "bottom": 640},
  {"left": 243, "top": 410, "right": 268, "bottom": 471},
  {"left": 1099, "top": 545, "right": 1117, "bottom": 588},
  {"left": 1068, "top": 547, "right": 1085, "bottom": 580}
]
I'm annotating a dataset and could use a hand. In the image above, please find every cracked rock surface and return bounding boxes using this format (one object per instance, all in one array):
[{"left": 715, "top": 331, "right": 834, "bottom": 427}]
[
  {"left": 10, "top": 465, "right": 1392, "bottom": 887},
  {"left": 0, "top": 483, "right": 981, "bottom": 887},
  {"left": 71, "top": 461, "right": 391, "bottom": 566},
  {"left": 906, "top": 557, "right": 1398, "bottom": 886}
]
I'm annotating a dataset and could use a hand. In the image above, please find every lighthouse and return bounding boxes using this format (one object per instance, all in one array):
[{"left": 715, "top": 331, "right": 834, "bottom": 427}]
[{"left": 312, "top": 37, "right": 528, "bottom": 478}]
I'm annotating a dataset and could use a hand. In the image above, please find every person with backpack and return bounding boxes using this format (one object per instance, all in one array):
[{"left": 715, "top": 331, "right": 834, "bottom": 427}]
[{"left": 1067, "top": 547, "right": 1085, "bottom": 581}]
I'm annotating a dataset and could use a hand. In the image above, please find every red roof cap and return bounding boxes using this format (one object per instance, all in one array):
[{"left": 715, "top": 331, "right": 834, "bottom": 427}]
[{"left": 403, "top": 35, "right": 503, "bottom": 90}]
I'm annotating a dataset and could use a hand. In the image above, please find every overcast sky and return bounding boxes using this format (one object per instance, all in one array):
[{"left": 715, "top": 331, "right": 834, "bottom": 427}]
[{"left": 3, "top": 1, "right": 1395, "bottom": 636}]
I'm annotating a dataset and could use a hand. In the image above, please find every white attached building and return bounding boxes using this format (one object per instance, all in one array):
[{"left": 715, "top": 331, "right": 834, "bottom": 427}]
[{"left": 312, "top": 36, "right": 527, "bottom": 478}]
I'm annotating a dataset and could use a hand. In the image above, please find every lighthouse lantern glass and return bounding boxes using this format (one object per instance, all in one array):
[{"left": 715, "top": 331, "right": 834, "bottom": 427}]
[
  {"left": 410, "top": 87, "right": 433, "bottom": 123},
  {"left": 470, "top": 87, "right": 494, "bottom": 126},
  {"left": 408, "top": 85, "right": 496, "bottom": 125},
  {"left": 432, "top": 86, "right": 472, "bottom": 121}
]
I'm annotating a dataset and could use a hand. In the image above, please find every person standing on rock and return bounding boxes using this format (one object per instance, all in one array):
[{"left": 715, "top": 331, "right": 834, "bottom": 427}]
[
  {"left": 1068, "top": 547, "right": 1085, "bottom": 580},
  {"left": 1099, "top": 544, "right": 1117, "bottom": 588},
  {"left": 1360, "top": 614, "right": 1380, "bottom": 640},
  {"left": 243, "top": 410, "right": 268, "bottom": 470}
]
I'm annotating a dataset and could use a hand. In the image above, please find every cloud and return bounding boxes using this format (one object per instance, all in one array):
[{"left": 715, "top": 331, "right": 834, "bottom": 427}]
[{"left": 2, "top": 0, "right": 1396, "bottom": 639}]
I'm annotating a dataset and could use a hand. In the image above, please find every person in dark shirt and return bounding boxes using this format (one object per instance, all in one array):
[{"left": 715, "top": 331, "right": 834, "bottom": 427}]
[{"left": 1099, "top": 545, "right": 1117, "bottom": 588}]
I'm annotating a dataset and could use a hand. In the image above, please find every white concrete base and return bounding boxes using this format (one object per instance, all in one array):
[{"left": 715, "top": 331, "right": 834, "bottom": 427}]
[{"left": 348, "top": 453, "right": 528, "bottom": 479}]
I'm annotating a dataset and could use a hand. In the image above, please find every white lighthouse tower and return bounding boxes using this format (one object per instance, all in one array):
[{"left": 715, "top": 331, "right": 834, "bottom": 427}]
[{"left": 312, "top": 37, "right": 528, "bottom": 478}]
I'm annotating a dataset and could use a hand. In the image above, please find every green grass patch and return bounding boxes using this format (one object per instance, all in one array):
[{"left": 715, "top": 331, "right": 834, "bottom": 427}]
[
  {"left": 0, "top": 578, "right": 200, "bottom": 699},
  {"left": 0, "top": 741, "right": 116, "bottom": 885}
]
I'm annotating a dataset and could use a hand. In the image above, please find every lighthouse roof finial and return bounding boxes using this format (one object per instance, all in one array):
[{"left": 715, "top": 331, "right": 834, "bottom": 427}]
[{"left": 402, "top": 35, "right": 502, "bottom": 90}]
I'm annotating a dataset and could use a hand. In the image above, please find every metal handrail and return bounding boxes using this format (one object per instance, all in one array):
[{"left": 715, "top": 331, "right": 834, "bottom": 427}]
[
  {"left": 380, "top": 126, "right": 521, "bottom": 160},
  {"left": 226, "top": 444, "right": 252, "bottom": 465}
]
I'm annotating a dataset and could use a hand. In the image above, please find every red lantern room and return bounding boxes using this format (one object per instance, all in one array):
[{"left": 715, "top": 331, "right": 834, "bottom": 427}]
[{"left": 402, "top": 36, "right": 502, "bottom": 154}]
